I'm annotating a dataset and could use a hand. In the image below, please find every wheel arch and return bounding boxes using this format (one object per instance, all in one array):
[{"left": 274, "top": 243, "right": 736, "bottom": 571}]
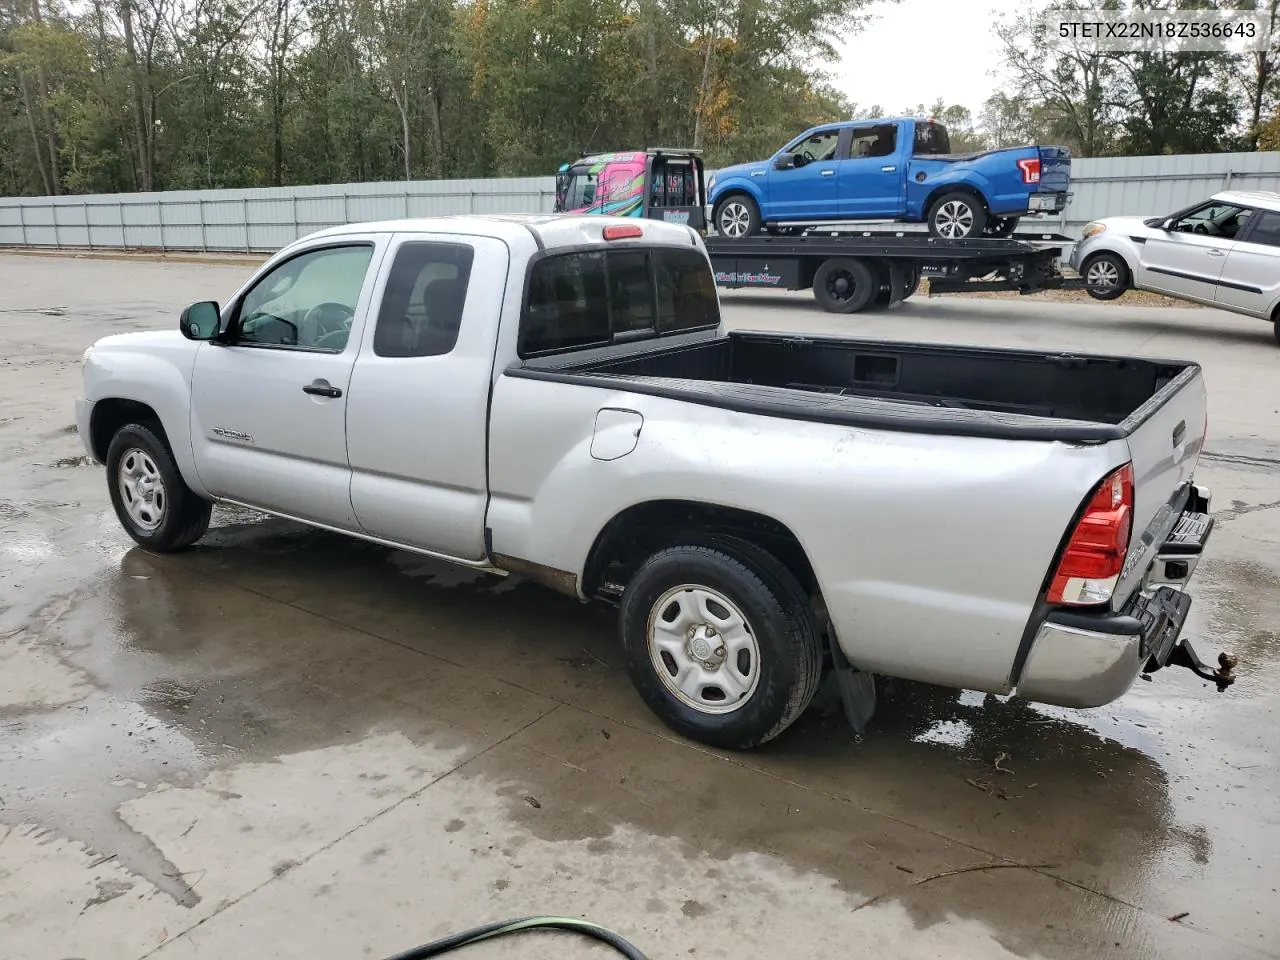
[
  {"left": 1079, "top": 245, "right": 1136, "bottom": 282},
  {"left": 582, "top": 499, "right": 819, "bottom": 603},
  {"left": 89, "top": 397, "right": 168, "bottom": 462},
  {"left": 923, "top": 182, "right": 989, "bottom": 218}
]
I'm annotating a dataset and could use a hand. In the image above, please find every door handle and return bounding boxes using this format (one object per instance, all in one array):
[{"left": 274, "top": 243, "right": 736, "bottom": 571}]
[
  {"left": 881, "top": 165, "right": 896, "bottom": 172},
  {"left": 302, "top": 379, "right": 343, "bottom": 398},
  {"left": 820, "top": 169, "right": 835, "bottom": 176},
  {"left": 1206, "top": 249, "right": 1224, "bottom": 257}
]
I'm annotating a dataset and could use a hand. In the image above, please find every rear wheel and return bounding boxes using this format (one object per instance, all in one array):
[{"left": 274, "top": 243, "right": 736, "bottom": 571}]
[
  {"left": 619, "top": 542, "right": 823, "bottom": 750},
  {"left": 813, "top": 257, "right": 877, "bottom": 313},
  {"left": 1082, "top": 252, "right": 1129, "bottom": 301},
  {"left": 106, "top": 423, "right": 212, "bottom": 552},
  {"left": 713, "top": 194, "right": 760, "bottom": 239},
  {"left": 927, "top": 192, "right": 988, "bottom": 239}
]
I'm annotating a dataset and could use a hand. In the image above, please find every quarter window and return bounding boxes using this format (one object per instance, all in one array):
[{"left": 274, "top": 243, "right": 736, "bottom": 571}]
[
  {"left": 236, "top": 244, "right": 374, "bottom": 351},
  {"left": 373, "top": 242, "right": 475, "bottom": 358}
]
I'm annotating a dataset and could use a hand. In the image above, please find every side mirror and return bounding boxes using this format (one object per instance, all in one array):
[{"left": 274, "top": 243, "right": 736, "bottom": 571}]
[
  {"left": 1160, "top": 218, "right": 1175, "bottom": 231},
  {"left": 773, "top": 153, "right": 797, "bottom": 171},
  {"left": 180, "top": 301, "right": 221, "bottom": 341}
]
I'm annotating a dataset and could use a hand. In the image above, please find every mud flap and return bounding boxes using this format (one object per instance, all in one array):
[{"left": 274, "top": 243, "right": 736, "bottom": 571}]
[{"left": 827, "top": 627, "right": 876, "bottom": 734}]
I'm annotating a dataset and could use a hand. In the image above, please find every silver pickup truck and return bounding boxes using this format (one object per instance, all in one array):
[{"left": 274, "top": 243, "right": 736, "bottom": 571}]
[{"left": 75, "top": 214, "right": 1234, "bottom": 750}]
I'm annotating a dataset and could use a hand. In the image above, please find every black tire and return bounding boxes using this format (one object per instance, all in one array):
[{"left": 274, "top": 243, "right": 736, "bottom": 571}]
[
  {"left": 1081, "top": 251, "right": 1129, "bottom": 301},
  {"left": 984, "top": 216, "right": 1020, "bottom": 238},
  {"left": 619, "top": 542, "right": 823, "bottom": 750},
  {"left": 712, "top": 193, "right": 761, "bottom": 239},
  {"left": 106, "top": 422, "right": 212, "bottom": 552},
  {"left": 1273, "top": 320, "right": 1280, "bottom": 348},
  {"left": 926, "top": 191, "right": 988, "bottom": 239},
  {"left": 765, "top": 225, "right": 805, "bottom": 237},
  {"left": 813, "top": 257, "right": 877, "bottom": 313}
]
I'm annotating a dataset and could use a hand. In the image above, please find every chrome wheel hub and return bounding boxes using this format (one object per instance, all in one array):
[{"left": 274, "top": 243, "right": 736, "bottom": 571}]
[
  {"left": 1087, "top": 260, "right": 1119, "bottom": 288},
  {"left": 935, "top": 200, "right": 975, "bottom": 239}
]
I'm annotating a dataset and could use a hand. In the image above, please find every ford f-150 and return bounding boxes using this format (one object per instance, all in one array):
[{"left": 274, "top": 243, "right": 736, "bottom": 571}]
[
  {"left": 76, "top": 213, "right": 1232, "bottom": 751},
  {"left": 708, "top": 116, "right": 1071, "bottom": 240}
]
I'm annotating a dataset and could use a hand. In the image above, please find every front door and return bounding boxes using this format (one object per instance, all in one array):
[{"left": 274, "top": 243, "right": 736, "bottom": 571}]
[
  {"left": 763, "top": 127, "right": 841, "bottom": 222},
  {"left": 1215, "top": 207, "right": 1277, "bottom": 318},
  {"left": 345, "top": 233, "right": 508, "bottom": 560},
  {"left": 838, "top": 122, "right": 905, "bottom": 219},
  {"left": 1140, "top": 200, "right": 1246, "bottom": 302},
  {"left": 189, "top": 239, "right": 383, "bottom": 529}
]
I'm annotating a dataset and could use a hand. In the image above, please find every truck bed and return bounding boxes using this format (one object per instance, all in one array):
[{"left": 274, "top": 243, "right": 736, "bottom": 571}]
[{"left": 513, "top": 330, "right": 1199, "bottom": 443}]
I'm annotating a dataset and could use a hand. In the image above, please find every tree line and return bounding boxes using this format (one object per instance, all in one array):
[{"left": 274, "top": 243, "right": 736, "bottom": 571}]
[{"left": 1, "top": 0, "right": 1277, "bottom": 199}]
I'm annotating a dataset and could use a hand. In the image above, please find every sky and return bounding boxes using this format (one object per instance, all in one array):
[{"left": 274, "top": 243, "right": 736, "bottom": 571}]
[{"left": 834, "top": 0, "right": 1046, "bottom": 118}]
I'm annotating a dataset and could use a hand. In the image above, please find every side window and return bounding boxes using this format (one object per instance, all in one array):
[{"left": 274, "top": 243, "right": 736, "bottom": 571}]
[
  {"left": 521, "top": 251, "right": 610, "bottom": 355},
  {"left": 1244, "top": 210, "right": 1280, "bottom": 247},
  {"left": 792, "top": 129, "right": 839, "bottom": 164},
  {"left": 373, "top": 242, "right": 475, "bottom": 358},
  {"left": 655, "top": 248, "right": 719, "bottom": 332},
  {"left": 1171, "top": 202, "right": 1249, "bottom": 238},
  {"left": 850, "top": 124, "right": 897, "bottom": 159},
  {"left": 236, "top": 244, "right": 373, "bottom": 352}
]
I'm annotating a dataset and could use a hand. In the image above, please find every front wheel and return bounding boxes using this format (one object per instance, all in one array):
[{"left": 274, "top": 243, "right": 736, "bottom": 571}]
[
  {"left": 1082, "top": 252, "right": 1129, "bottom": 301},
  {"left": 106, "top": 423, "right": 212, "bottom": 552},
  {"left": 927, "top": 192, "right": 988, "bottom": 239},
  {"left": 619, "top": 543, "right": 823, "bottom": 750},
  {"left": 713, "top": 194, "right": 761, "bottom": 239}
]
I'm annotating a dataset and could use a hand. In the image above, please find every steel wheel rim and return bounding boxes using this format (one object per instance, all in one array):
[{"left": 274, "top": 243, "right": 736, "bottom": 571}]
[
  {"left": 647, "top": 583, "right": 761, "bottom": 715},
  {"left": 1087, "top": 259, "right": 1120, "bottom": 288},
  {"left": 825, "top": 269, "right": 857, "bottom": 302},
  {"left": 118, "top": 447, "right": 167, "bottom": 531},
  {"left": 719, "top": 202, "right": 751, "bottom": 238},
  {"left": 935, "top": 201, "right": 975, "bottom": 239}
]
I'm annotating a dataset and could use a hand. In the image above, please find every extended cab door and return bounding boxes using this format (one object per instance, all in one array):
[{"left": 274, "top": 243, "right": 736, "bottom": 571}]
[
  {"left": 836, "top": 121, "right": 906, "bottom": 219},
  {"left": 1214, "top": 207, "right": 1278, "bottom": 319},
  {"left": 344, "top": 232, "right": 509, "bottom": 561},
  {"left": 763, "top": 127, "right": 842, "bottom": 221},
  {"left": 189, "top": 238, "right": 384, "bottom": 529},
  {"left": 1139, "top": 200, "right": 1244, "bottom": 303}
]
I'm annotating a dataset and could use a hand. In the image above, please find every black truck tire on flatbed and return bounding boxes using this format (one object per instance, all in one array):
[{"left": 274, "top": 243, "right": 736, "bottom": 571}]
[{"left": 813, "top": 257, "right": 878, "bottom": 313}]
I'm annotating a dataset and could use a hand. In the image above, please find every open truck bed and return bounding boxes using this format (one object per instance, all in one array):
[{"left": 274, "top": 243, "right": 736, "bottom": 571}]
[{"left": 518, "top": 329, "right": 1194, "bottom": 442}]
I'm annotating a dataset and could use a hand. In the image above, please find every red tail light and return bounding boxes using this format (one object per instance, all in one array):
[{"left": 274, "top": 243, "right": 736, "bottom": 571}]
[
  {"left": 1017, "top": 157, "right": 1041, "bottom": 184},
  {"left": 603, "top": 224, "right": 643, "bottom": 240},
  {"left": 1046, "top": 463, "right": 1134, "bottom": 606}
]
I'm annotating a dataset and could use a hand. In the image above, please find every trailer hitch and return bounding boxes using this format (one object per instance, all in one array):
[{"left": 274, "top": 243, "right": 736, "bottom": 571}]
[{"left": 1160, "top": 640, "right": 1238, "bottom": 692}]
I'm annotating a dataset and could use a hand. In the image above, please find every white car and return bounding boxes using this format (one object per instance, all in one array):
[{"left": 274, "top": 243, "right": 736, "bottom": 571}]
[{"left": 1071, "top": 189, "right": 1280, "bottom": 344}]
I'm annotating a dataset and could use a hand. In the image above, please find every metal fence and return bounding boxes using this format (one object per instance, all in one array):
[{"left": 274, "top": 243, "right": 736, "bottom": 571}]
[{"left": 1, "top": 152, "right": 1278, "bottom": 253}]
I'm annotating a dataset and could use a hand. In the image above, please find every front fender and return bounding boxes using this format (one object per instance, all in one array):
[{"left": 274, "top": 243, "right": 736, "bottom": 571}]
[
  {"left": 709, "top": 174, "right": 766, "bottom": 212},
  {"left": 82, "top": 343, "right": 208, "bottom": 497}
]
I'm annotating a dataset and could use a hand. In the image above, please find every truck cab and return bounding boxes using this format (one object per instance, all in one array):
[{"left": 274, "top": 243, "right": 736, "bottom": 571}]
[
  {"left": 554, "top": 148, "right": 707, "bottom": 230},
  {"left": 707, "top": 116, "right": 1071, "bottom": 239}
]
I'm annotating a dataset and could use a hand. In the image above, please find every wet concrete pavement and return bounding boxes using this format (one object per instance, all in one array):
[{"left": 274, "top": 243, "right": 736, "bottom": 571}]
[{"left": 1, "top": 252, "right": 1278, "bottom": 960}]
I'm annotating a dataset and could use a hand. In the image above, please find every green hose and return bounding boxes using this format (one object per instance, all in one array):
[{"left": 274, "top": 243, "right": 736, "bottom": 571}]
[{"left": 381, "top": 915, "right": 649, "bottom": 960}]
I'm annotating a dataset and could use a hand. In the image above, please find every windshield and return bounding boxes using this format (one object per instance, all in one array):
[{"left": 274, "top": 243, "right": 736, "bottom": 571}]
[{"left": 557, "top": 167, "right": 598, "bottom": 211}]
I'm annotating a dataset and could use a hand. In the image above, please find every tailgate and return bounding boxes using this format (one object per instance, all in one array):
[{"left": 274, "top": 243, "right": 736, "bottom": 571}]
[
  {"left": 1036, "top": 146, "right": 1071, "bottom": 192},
  {"left": 1112, "top": 365, "right": 1208, "bottom": 610}
]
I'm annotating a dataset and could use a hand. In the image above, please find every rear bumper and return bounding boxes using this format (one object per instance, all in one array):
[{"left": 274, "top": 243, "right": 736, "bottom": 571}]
[
  {"left": 1026, "top": 190, "right": 1071, "bottom": 215},
  {"left": 1017, "top": 483, "right": 1219, "bottom": 708}
]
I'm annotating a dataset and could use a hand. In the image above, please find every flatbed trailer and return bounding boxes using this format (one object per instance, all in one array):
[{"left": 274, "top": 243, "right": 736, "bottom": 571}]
[{"left": 704, "top": 230, "right": 1087, "bottom": 313}]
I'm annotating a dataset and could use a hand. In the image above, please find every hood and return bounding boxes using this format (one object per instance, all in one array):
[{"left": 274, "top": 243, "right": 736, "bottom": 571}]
[
  {"left": 1090, "top": 215, "right": 1161, "bottom": 236},
  {"left": 709, "top": 161, "right": 768, "bottom": 188},
  {"left": 94, "top": 329, "right": 190, "bottom": 352}
]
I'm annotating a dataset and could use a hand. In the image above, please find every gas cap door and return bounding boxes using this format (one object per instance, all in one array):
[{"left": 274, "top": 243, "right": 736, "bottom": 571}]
[{"left": 590, "top": 408, "right": 644, "bottom": 461}]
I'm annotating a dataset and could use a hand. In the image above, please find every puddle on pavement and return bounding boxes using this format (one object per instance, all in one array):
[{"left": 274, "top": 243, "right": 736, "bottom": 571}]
[{"left": 2, "top": 498, "right": 1278, "bottom": 957}]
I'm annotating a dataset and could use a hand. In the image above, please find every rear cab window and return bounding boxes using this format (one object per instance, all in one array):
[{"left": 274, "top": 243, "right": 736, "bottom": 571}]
[{"left": 519, "top": 245, "right": 719, "bottom": 357}]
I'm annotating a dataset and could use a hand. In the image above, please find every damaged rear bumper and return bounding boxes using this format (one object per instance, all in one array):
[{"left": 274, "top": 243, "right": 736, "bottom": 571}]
[{"left": 1017, "top": 483, "right": 1234, "bottom": 708}]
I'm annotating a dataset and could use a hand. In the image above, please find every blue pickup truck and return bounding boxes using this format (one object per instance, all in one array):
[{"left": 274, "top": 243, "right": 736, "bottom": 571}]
[{"left": 707, "top": 116, "right": 1071, "bottom": 240}]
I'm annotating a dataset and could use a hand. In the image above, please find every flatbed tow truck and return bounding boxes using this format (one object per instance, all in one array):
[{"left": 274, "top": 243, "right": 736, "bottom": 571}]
[{"left": 704, "top": 226, "right": 1086, "bottom": 313}]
